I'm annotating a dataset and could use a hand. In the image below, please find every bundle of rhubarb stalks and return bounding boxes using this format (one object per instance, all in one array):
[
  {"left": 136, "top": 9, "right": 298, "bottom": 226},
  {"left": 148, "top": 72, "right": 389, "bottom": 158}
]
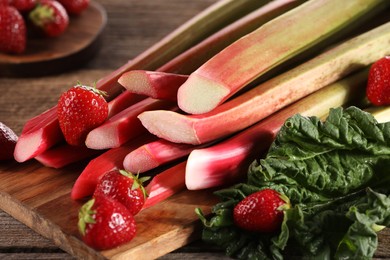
[{"left": 8, "top": 0, "right": 390, "bottom": 257}]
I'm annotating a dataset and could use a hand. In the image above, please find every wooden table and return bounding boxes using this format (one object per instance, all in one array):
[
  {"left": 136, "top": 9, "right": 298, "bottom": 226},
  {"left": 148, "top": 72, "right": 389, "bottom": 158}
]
[{"left": 0, "top": 1, "right": 390, "bottom": 259}]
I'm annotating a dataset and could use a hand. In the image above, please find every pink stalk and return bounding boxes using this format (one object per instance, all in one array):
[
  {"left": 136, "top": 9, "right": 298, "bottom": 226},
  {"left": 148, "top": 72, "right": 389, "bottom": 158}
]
[
  {"left": 118, "top": 71, "right": 188, "bottom": 101},
  {"left": 85, "top": 98, "right": 177, "bottom": 150},
  {"left": 107, "top": 90, "right": 145, "bottom": 118},
  {"left": 34, "top": 144, "right": 103, "bottom": 169},
  {"left": 138, "top": 22, "right": 390, "bottom": 145},
  {"left": 185, "top": 69, "right": 369, "bottom": 190},
  {"left": 14, "top": 0, "right": 258, "bottom": 162},
  {"left": 176, "top": 0, "right": 388, "bottom": 114},
  {"left": 14, "top": 107, "right": 63, "bottom": 162},
  {"left": 123, "top": 139, "right": 198, "bottom": 173},
  {"left": 142, "top": 161, "right": 186, "bottom": 209},
  {"left": 159, "top": 0, "right": 307, "bottom": 75},
  {"left": 71, "top": 134, "right": 155, "bottom": 200}
]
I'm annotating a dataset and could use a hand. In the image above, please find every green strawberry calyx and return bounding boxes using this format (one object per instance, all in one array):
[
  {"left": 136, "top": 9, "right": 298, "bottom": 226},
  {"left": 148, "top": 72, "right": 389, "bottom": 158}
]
[
  {"left": 74, "top": 83, "right": 108, "bottom": 98},
  {"left": 29, "top": 4, "right": 55, "bottom": 27},
  {"left": 78, "top": 198, "right": 97, "bottom": 236},
  {"left": 119, "top": 169, "right": 151, "bottom": 199}
]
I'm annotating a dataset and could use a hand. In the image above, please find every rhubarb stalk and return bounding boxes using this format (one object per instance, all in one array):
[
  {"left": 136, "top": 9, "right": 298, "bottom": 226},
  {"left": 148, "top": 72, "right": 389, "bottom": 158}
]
[
  {"left": 35, "top": 144, "right": 103, "bottom": 169},
  {"left": 138, "top": 22, "right": 390, "bottom": 145},
  {"left": 176, "top": 0, "right": 389, "bottom": 114},
  {"left": 118, "top": 71, "right": 188, "bottom": 101},
  {"left": 85, "top": 99, "right": 176, "bottom": 150},
  {"left": 123, "top": 139, "right": 200, "bottom": 173},
  {"left": 159, "top": 0, "right": 307, "bottom": 75},
  {"left": 185, "top": 69, "right": 369, "bottom": 190},
  {"left": 142, "top": 161, "right": 187, "bottom": 209}
]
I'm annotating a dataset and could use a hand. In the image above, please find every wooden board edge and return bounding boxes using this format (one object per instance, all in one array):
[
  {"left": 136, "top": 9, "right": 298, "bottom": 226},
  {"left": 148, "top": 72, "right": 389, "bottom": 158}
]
[{"left": 0, "top": 191, "right": 104, "bottom": 259}]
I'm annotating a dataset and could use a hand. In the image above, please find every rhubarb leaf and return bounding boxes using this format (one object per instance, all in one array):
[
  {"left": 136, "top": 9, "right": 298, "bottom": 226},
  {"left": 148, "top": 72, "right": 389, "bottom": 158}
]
[{"left": 198, "top": 106, "right": 390, "bottom": 259}]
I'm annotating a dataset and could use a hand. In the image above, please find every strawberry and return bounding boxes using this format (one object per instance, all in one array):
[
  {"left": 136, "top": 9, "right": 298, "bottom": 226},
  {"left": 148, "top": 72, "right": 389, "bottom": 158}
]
[
  {"left": 0, "top": 6, "right": 26, "bottom": 54},
  {"left": 57, "top": 84, "right": 108, "bottom": 146},
  {"left": 0, "top": 122, "right": 18, "bottom": 160},
  {"left": 94, "top": 170, "right": 150, "bottom": 216},
  {"left": 10, "top": 0, "right": 37, "bottom": 12},
  {"left": 366, "top": 56, "right": 390, "bottom": 106},
  {"left": 28, "top": 0, "right": 69, "bottom": 37},
  {"left": 78, "top": 196, "right": 136, "bottom": 250},
  {"left": 0, "top": 0, "right": 11, "bottom": 5},
  {"left": 57, "top": 0, "right": 89, "bottom": 15},
  {"left": 233, "top": 189, "right": 290, "bottom": 233}
]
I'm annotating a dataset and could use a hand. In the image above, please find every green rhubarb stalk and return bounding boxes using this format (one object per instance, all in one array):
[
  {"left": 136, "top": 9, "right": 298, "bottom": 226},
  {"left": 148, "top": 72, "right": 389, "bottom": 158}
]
[
  {"left": 177, "top": 0, "right": 390, "bottom": 114},
  {"left": 138, "top": 21, "right": 390, "bottom": 145},
  {"left": 159, "top": 0, "right": 307, "bottom": 75}
]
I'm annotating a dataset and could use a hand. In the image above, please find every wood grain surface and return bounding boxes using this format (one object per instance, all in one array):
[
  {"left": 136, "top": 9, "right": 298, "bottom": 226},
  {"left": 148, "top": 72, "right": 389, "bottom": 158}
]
[{"left": 1, "top": 1, "right": 390, "bottom": 259}]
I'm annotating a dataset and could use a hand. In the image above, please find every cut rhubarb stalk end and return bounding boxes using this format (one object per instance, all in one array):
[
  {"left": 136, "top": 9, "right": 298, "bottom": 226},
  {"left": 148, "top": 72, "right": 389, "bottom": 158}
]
[
  {"left": 35, "top": 144, "right": 103, "bottom": 169},
  {"left": 142, "top": 161, "right": 186, "bottom": 210},
  {"left": 85, "top": 98, "right": 177, "bottom": 150},
  {"left": 118, "top": 70, "right": 188, "bottom": 101},
  {"left": 14, "top": 107, "right": 63, "bottom": 162},
  {"left": 185, "top": 68, "right": 370, "bottom": 190},
  {"left": 123, "top": 139, "right": 199, "bottom": 173},
  {"left": 71, "top": 134, "right": 155, "bottom": 200},
  {"left": 139, "top": 22, "right": 390, "bottom": 145},
  {"left": 177, "top": 74, "right": 230, "bottom": 114},
  {"left": 138, "top": 110, "right": 200, "bottom": 144},
  {"left": 177, "top": 0, "right": 390, "bottom": 114}
]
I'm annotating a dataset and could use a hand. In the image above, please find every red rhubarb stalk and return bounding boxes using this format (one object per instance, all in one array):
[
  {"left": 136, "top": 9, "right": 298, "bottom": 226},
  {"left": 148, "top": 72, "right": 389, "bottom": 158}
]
[
  {"left": 118, "top": 71, "right": 188, "bottom": 101},
  {"left": 85, "top": 98, "right": 176, "bottom": 150},
  {"left": 35, "top": 144, "right": 103, "bottom": 169},
  {"left": 71, "top": 134, "right": 155, "bottom": 200},
  {"left": 142, "top": 161, "right": 186, "bottom": 209},
  {"left": 123, "top": 139, "right": 199, "bottom": 173},
  {"left": 14, "top": 0, "right": 260, "bottom": 162},
  {"left": 14, "top": 107, "right": 63, "bottom": 162},
  {"left": 107, "top": 91, "right": 145, "bottom": 118},
  {"left": 176, "top": 0, "right": 389, "bottom": 114},
  {"left": 185, "top": 69, "right": 369, "bottom": 190},
  {"left": 138, "top": 22, "right": 390, "bottom": 145}
]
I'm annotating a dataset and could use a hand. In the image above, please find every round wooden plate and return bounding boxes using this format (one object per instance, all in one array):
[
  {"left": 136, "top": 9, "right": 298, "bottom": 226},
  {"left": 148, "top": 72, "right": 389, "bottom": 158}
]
[{"left": 0, "top": 1, "right": 107, "bottom": 77}]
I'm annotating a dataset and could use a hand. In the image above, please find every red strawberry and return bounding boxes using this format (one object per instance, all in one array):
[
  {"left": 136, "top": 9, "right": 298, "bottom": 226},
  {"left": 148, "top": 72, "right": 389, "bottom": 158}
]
[
  {"left": 10, "top": 0, "right": 37, "bottom": 12},
  {"left": 0, "top": 6, "right": 26, "bottom": 54},
  {"left": 28, "top": 0, "right": 69, "bottom": 37},
  {"left": 366, "top": 56, "right": 390, "bottom": 106},
  {"left": 57, "top": 84, "right": 108, "bottom": 146},
  {"left": 233, "top": 189, "right": 290, "bottom": 233},
  {"left": 78, "top": 196, "right": 136, "bottom": 250},
  {"left": 94, "top": 170, "right": 150, "bottom": 216},
  {"left": 0, "top": 0, "right": 11, "bottom": 6},
  {"left": 57, "top": 0, "right": 89, "bottom": 15},
  {"left": 0, "top": 122, "right": 18, "bottom": 160}
]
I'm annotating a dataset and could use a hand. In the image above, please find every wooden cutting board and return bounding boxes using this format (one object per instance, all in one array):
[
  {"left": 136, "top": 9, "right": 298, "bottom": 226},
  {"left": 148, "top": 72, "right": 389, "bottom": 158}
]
[
  {"left": 0, "top": 159, "right": 218, "bottom": 259},
  {"left": 0, "top": 1, "right": 106, "bottom": 77}
]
